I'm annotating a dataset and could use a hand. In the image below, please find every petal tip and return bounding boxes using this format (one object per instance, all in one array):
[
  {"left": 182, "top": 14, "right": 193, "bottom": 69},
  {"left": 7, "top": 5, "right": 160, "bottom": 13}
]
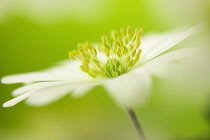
[
  {"left": 1, "top": 76, "right": 17, "bottom": 84},
  {"left": 3, "top": 102, "right": 12, "bottom": 107},
  {"left": 1, "top": 77, "right": 9, "bottom": 84}
]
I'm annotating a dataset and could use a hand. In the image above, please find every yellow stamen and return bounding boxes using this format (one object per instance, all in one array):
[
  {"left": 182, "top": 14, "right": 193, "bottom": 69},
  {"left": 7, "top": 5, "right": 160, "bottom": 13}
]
[{"left": 69, "top": 26, "right": 143, "bottom": 78}]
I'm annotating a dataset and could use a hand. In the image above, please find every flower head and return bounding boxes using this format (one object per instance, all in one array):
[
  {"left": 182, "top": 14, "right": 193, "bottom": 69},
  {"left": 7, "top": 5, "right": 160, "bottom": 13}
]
[
  {"left": 69, "top": 27, "right": 143, "bottom": 78},
  {"left": 1, "top": 25, "right": 202, "bottom": 107}
]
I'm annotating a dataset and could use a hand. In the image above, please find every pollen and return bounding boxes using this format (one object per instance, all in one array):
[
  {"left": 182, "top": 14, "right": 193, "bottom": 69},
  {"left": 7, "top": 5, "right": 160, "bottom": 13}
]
[{"left": 69, "top": 26, "right": 143, "bottom": 78}]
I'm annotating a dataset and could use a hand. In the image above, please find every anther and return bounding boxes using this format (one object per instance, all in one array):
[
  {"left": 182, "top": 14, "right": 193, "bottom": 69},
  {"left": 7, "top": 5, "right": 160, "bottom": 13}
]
[
  {"left": 112, "top": 71, "right": 118, "bottom": 77},
  {"left": 126, "top": 26, "right": 132, "bottom": 38},
  {"left": 69, "top": 26, "right": 143, "bottom": 78},
  {"left": 111, "top": 31, "right": 118, "bottom": 40},
  {"left": 120, "top": 28, "right": 126, "bottom": 36},
  {"left": 82, "top": 58, "right": 90, "bottom": 64},
  {"left": 128, "top": 59, "right": 134, "bottom": 67},
  {"left": 80, "top": 65, "right": 88, "bottom": 72},
  {"left": 118, "top": 65, "right": 123, "bottom": 72},
  {"left": 131, "top": 49, "right": 137, "bottom": 57},
  {"left": 112, "top": 59, "right": 118, "bottom": 65},
  {"left": 129, "top": 44, "right": 134, "bottom": 51}
]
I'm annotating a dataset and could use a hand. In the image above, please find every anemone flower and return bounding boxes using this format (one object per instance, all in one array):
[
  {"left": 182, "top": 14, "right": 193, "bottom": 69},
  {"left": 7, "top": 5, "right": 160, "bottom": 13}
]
[{"left": 1, "top": 25, "right": 201, "bottom": 140}]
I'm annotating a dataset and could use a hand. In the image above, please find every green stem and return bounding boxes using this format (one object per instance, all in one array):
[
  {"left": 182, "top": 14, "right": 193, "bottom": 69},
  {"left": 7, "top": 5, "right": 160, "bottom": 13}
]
[{"left": 126, "top": 108, "right": 146, "bottom": 140}]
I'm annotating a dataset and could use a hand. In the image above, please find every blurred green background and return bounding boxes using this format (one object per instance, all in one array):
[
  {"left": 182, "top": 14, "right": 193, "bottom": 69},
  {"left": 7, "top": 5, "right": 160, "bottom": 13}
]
[{"left": 0, "top": 0, "right": 210, "bottom": 140}]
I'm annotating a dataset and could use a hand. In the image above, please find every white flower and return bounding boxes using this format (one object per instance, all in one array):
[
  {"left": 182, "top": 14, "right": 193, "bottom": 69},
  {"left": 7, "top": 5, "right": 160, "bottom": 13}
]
[{"left": 1, "top": 25, "right": 202, "bottom": 107}]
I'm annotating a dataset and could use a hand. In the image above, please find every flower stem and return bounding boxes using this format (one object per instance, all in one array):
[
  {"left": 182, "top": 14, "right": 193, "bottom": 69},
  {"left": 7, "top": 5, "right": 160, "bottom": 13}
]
[{"left": 126, "top": 108, "right": 146, "bottom": 140}]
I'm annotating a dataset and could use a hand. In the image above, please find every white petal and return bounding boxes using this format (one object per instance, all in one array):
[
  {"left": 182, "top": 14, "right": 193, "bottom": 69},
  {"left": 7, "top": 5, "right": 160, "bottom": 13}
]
[
  {"left": 3, "top": 82, "right": 71, "bottom": 107},
  {"left": 140, "top": 24, "right": 203, "bottom": 63},
  {"left": 25, "top": 81, "right": 99, "bottom": 106},
  {"left": 71, "top": 83, "right": 98, "bottom": 98},
  {"left": 12, "top": 82, "right": 71, "bottom": 96},
  {"left": 103, "top": 70, "right": 151, "bottom": 107},
  {"left": 25, "top": 84, "right": 74, "bottom": 106},
  {"left": 3, "top": 92, "right": 32, "bottom": 107},
  {"left": 140, "top": 48, "right": 196, "bottom": 78},
  {"left": 1, "top": 60, "right": 93, "bottom": 84},
  {"left": 5, "top": 80, "right": 99, "bottom": 107},
  {"left": 1, "top": 72, "right": 55, "bottom": 84}
]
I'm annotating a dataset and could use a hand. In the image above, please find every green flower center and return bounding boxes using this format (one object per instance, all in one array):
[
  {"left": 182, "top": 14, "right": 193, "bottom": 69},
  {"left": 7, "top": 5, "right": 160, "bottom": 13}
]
[{"left": 69, "top": 26, "right": 143, "bottom": 78}]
